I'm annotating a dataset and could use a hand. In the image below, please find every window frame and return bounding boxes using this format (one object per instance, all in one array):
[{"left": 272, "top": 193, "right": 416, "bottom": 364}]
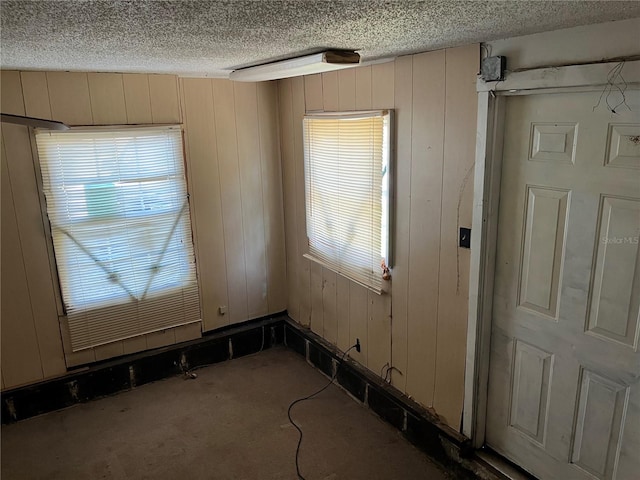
[
  {"left": 31, "top": 124, "right": 201, "bottom": 352},
  {"left": 302, "top": 109, "right": 394, "bottom": 293}
]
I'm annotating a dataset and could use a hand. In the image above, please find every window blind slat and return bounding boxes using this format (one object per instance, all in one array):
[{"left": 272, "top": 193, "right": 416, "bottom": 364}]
[
  {"left": 303, "top": 111, "right": 391, "bottom": 292},
  {"left": 36, "top": 126, "right": 201, "bottom": 351}
]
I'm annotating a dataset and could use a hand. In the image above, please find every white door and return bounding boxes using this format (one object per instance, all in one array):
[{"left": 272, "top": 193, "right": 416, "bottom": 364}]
[{"left": 486, "top": 89, "right": 640, "bottom": 480}]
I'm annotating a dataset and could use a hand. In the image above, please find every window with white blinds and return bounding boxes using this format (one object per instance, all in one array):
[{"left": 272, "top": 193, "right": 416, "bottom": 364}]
[
  {"left": 303, "top": 111, "right": 392, "bottom": 292},
  {"left": 35, "top": 126, "right": 201, "bottom": 351}
]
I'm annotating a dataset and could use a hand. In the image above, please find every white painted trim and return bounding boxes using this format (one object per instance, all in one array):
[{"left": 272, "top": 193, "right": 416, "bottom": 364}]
[
  {"left": 464, "top": 58, "right": 637, "bottom": 448},
  {"left": 464, "top": 92, "right": 505, "bottom": 446},
  {"left": 477, "top": 59, "right": 640, "bottom": 93}
]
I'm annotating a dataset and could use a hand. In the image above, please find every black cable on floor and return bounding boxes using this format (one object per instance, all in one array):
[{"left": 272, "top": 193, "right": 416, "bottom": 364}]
[{"left": 287, "top": 343, "right": 358, "bottom": 480}]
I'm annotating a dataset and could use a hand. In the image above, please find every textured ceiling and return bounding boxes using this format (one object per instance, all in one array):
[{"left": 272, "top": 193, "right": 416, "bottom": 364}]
[{"left": 1, "top": 1, "right": 639, "bottom": 78}]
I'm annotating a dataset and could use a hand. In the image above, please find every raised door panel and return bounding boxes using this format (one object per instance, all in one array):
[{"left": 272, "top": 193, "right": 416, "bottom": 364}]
[
  {"left": 571, "top": 370, "right": 630, "bottom": 480},
  {"left": 509, "top": 340, "right": 553, "bottom": 444},
  {"left": 605, "top": 124, "right": 640, "bottom": 169},
  {"left": 518, "top": 186, "right": 570, "bottom": 319},
  {"left": 529, "top": 123, "right": 578, "bottom": 165},
  {"left": 587, "top": 196, "right": 640, "bottom": 349}
]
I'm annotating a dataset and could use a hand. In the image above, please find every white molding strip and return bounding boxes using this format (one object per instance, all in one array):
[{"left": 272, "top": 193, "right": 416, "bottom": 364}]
[{"left": 477, "top": 59, "right": 640, "bottom": 93}]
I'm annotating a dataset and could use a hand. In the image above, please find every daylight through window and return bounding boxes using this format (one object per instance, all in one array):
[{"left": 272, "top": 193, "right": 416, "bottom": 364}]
[
  {"left": 35, "top": 126, "right": 200, "bottom": 351},
  {"left": 303, "top": 110, "right": 392, "bottom": 292}
]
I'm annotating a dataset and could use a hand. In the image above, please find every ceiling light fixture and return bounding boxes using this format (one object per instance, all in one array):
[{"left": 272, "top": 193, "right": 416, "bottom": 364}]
[{"left": 229, "top": 50, "right": 360, "bottom": 82}]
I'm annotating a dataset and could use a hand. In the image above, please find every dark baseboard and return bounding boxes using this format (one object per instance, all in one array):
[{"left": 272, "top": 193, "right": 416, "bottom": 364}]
[
  {"left": 1, "top": 313, "right": 287, "bottom": 424},
  {"left": 283, "top": 318, "right": 508, "bottom": 480},
  {"left": 2, "top": 312, "right": 513, "bottom": 479}
]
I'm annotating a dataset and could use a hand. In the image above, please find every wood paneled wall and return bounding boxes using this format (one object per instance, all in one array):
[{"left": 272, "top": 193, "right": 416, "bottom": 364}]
[
  {"left": 279, "top": 45, "right": 479, "bottom": 429},
  {"left": 181, "top": 78, "right": 286, "bottom": 330},
  {"left": 1, "top": 71, "right": 285, "bottom": 389}
]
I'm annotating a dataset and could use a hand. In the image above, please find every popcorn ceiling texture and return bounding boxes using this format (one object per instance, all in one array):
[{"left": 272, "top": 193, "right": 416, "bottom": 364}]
[{"left": 1, "top": 1, "right": 639, "bottom": 78}]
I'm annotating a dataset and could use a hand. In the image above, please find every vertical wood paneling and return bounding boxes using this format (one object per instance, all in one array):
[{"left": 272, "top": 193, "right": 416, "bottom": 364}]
[
  {"left": 278, "top": 79, "right": 301, "bottom": 323},
  {"left": 2, "top": 68, "right": 296, "bottom": 384},
  {"left": 368, "top": 63, "right": 394, "bottom": 377},
  {"left": 372, "top": 62, "right": 395, "bottom": 109},
  {"left": 336, "top": 275, "right": 351, "bottom": 351},
  {"left": 368, "top": 291, "right": 392, "bottom": 377},
  {"left": 310, "top": 261, "right": 324, "bottom": 336},
  {"left": 87, "top": 73, "right": 127, "bottom": 124},
  {"left": 322, "top": 268, "right": 338, "bottom": 345},
  {"left": 355, "top": 66, "right": 372, "bottom": 110},
  {"left": 20, "top": 72, "right": 52, "bottom": 120},
  {"left": 349, "top": 67, "right": 380, "bottom": 360},
  {"left": 1, "top": 71, "right": 25, "bottom": 115},
  {"left": 94, "top": 341, "right": 124, "bottom": 361},
  {"left": 59, "top": 313, "right": 96, "bottom": 367},
  {"left": 257, "top": 82, "right": 287, "bottom": 312},
  {"left": 181, "top": 78, "right": 229, "bottom": 331},
  {"left": 122, "top": 335, "right": 147, "bottom": 355},
  {"left": 356, "top": 64, "right": 390, "bottom": 373},
  {"left": 322, "top": 71, "right": 339, "bottom": 111},
  {"left": 390, "top": 55, "right": 413, "bottom": 390},
  {"left": 47, "top": 71, "right": 117, "bottom": 365},
  {"left": 148, "top": 74, "right": 181, "bottom": 124},
  {"left": 122, "top": 74, "right": 153, "bottom": 124},
  {"left": 212, "top": 79, "right": 248, "bottom": 324},
  {"left": 146, "top": 329, "right": 176, "bottom": 349},
  {"left": 292, "top": 77, "right": 312, "bottom": 326},
  {"left": 336, "top": 69, "right": 357, "bottom": 351},
  {"left": 338, "top": 69, "right": 356, "bottom": 111},
  {"left": 433, "top": 44, "right": 479, "bottom": 427},
  {"left": 174, "top": 322, "right": 202, "bottom": 343},
  {"left": 46, "top": 72, "right": 93, "bottom": 125},
  {"left": 2, "top": 124, "right": 67, "bottom": 378},
  {"left": 1, "top": 134, "right": 44, "bottom": 387},
  {"left": 234, "top": 82, "right": 269, "bottom": 318},
  {"left": 304, "top": 74, "right": 323, "bottom": 111},
  {"left": 349, "top": 283, "right": 368, "bottom": 366},
  {"left": 406, "top": 50, "right": 446, "bottom": 407}
]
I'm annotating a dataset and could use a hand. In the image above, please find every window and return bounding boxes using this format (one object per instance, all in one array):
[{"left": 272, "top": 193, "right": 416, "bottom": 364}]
[
  {"left": 35, "top": 126, "right": 200, "bottom": 351},
  {"left": 303, "top": 110, "right": 392, "bottom": 292}
]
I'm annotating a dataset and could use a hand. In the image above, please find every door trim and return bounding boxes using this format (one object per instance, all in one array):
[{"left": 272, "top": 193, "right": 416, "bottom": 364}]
[{"left": 463, "top": 58, "right": 640, "bottom": 448}]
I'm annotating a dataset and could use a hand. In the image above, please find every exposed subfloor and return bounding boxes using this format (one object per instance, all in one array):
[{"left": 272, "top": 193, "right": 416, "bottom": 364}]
[{"left": 1, "top": 347, "right": 451, "bottom": 480}]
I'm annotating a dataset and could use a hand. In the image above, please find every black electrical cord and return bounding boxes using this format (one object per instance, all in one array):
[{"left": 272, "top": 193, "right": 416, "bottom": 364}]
[{"left": 287, "top": 343, "right": 359, "bottom": 480}]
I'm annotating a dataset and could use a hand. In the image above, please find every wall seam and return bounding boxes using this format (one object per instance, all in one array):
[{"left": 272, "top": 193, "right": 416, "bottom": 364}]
[
  {"left": 256, "top": 84, "right": 271, "bottom": 314},
  {"left": 231, "top": 83, "right": 250, "bottom": 319},
  {"left": 211, "top": 80, "right": 232, "bottom": 326},
  {"left": 432, "top": 49, "right": 448, "bottom": 406},
  {"left": 1, "top": 128, "right": 45, "bottom": 380}
]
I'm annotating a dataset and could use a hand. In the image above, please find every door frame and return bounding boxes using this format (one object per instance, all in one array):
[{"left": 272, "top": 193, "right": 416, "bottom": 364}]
[{"left": 463, "top": 58, "right": 640, "bottom": 448}]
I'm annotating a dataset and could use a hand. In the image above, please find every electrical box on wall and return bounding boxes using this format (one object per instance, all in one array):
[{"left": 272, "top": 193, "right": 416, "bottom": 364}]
[
  {"left": 459, "top": 227, "right": 471, "bottom": 249},
  {"left": 480, "top": 56, "right": 506, "bottom": 82}
]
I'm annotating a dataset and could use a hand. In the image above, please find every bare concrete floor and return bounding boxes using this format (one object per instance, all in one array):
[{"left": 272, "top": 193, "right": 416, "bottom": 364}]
[{"left": 1, "top": 348, "right": 450, "bottom": 479}]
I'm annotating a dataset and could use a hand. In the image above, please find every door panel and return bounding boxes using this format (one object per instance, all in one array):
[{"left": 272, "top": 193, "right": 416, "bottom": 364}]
[
  {"left": 518, "top": 186, "right": 570, "bottom": 318},
  {"left": 487, "top": 90, "right": 640, "bottom": 480}
]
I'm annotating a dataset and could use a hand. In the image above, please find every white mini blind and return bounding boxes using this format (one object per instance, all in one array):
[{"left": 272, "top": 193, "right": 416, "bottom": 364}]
[
  {"left": 36, "top": 126, "right": 201, "bottom": 351},
  {"left": 303, "top": 111, "right": 391, "bottom": 292}
]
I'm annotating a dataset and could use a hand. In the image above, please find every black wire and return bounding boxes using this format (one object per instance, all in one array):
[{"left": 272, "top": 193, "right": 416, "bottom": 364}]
[{"left": 287, "top": 344, "right": 357, "bottom": 480}]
